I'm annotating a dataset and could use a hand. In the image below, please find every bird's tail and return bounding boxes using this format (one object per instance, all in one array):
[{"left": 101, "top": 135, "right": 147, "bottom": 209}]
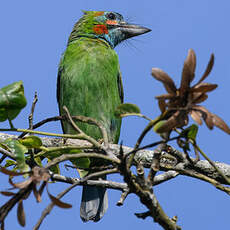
[{"left": 80, "top": 183, "right": 108, "bottom": 222}]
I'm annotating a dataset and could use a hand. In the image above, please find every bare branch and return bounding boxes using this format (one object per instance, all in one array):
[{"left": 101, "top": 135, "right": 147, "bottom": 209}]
[
  {"left": 1, "top": 133, "right": 230, "bottom": 185},
  {"left": 29, "top": 92, "right": 38, "bottom": 130},
  {"left": 152, "top": 171, "right": 179, "bottom": 186},
  {"left": 116, "top": 189, "right": 130, "bottom": 206}
]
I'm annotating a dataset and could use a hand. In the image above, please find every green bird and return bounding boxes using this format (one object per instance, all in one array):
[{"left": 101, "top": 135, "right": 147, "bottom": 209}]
[{"left": 57, "top": 11, "right": 150, "bottom": 222}]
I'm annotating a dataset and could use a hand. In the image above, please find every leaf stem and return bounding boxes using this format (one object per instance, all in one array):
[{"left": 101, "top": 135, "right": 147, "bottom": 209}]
[{"left": 0, "top": 128, "right": 84, "bottom": 139}]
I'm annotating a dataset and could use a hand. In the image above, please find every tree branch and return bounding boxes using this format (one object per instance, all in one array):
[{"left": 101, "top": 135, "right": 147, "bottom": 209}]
[{"left": 1, "top": 133, "right": 230, "bottom": 185}]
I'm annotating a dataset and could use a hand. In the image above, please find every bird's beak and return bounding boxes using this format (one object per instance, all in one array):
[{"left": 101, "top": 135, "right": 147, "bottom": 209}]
[{"left": 118, "top": 22, "right": 151, "bottom": 39}]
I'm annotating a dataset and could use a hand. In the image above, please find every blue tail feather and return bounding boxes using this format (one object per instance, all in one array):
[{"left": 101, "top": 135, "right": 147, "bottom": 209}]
[{"left": 80, "top": 185, "right": 108, "bottom": 222}]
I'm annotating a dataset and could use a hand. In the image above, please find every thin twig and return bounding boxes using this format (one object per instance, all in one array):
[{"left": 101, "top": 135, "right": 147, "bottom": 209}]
[
  {"left": 162, "top": 162, "right": 230, "bottom": 195},
  {"left": 152, "top": 171, "right": 179, "bottom": 186},
  {"left": 34, "top": 145, "right": 94, "bottom": 159},
  {"left": 29, "top": 92, "right": 38, "bottom": 130},
  {"left": 19, "top": 114, "right": 108, "bottom": 140},
  {"left": 63, "top": 106, "right": 102, "bottom": 148},
  {"left": 0, "top": 128, "right": 88, "bottom": 139},
  {"left": 72, "top": 115, "right": 109, "bottom": 146},
  {"left": 0, "top": 155, "right": 7, "bottom": 164},
  {"left": 127, "top": 117, "right": 162, "bottom": 168},
  {"left": 124, "top": 136, "right": 179, "bottom": 162},
  {"left": 135, "top": 211, "right": 151, "bottom": 219},
  {"left": 82, "top": 168, "right": 119, "bottom": 181},
  {"left": 19, "top": 116, "right": 62, "bottom": 138},
  {"left": 137, "top": 136, "right": 179, "bottom": 152},
  {"left": 194, "top": 142, "right": 230, "bottom": 184},
  {"left": 45, "top": 153, "right": 120, "bottom": 169},
  {"left": 116, "top": 188, "right": 130, "bottom": 206},
  {"left": 27, "top": 92, "right": 38, "bottom": 165},
  {"left": 51, "top": 174, "right": 128, "bottom": 190},
  {"left": 0, "top": 147, "right": 16, "bottom": 160},
  {"left": 120, "top": 113, "right": 152, "bottom": 121},
  {"left": 63, "top": 106, "right": 82, "bottom": 134},
  {"left": 51, "top": 171, "right": 178, "bottom": 188}
]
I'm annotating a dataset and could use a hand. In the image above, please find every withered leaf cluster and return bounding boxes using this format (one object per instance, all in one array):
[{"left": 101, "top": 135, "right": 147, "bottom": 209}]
[
  {"left": 151, "top": 49, "right": 230, "bottom": 134},
  {"left": 0, "top": 166, "right": 72, "bottom": 228}
]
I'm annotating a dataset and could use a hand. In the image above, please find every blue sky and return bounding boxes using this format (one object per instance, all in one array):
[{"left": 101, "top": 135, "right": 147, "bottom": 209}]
[{"left": 0, "top": 0, "right": 230, "bottom": 229}]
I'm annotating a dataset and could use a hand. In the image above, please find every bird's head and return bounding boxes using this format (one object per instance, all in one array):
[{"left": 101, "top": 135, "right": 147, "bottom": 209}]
[{"left": 69, "top": 11, "right": 151, "bottom": 48}]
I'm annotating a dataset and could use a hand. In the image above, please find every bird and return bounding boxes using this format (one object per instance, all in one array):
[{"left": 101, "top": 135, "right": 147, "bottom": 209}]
[{"left": 57, "top": 10, "right": 151, "bottom": 222}]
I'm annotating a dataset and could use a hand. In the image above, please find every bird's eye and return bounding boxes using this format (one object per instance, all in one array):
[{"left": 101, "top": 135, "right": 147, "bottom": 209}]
[{"left": 107, "top": 13, "right": 116, "bottom": 20}]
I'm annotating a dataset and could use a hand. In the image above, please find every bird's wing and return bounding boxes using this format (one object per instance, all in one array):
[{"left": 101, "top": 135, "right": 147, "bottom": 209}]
[
  {"left": 56, "top": 60, "right": 65, "bottom": 132},
  {"left": 117, "top": 70, "right": 124, "bottom": 103}
]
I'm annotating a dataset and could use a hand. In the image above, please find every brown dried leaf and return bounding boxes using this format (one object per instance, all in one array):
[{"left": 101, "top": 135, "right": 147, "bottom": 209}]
[
  {"left": 33, "top": 185, "right": 41, "bottom": 203},
  {"left": 185, "top": 49, "right": 196, "bottom": 81},
  {"left": 194, "top": 106, "right": 214, "bottom": 129},
  {"left": 190, "top": 110, "right": 203, "bottom": 125},
  {"left": 211, "top": 113, "right": 230, "bottom": 134},
  {"left": 155, "top": 94, "right": 175, "bottom": 100},
  {"left": 192, "top": 93, "right": 208, "bottom": 104},
  {"left": 180, "top": 49, "right": 196, "bottom": 96},
  {"left": 196, "top": 53, "right": 214, "bottom": 85},
  {"left": 158, "top": 99, "right": 166, "bottom": 113},
  {"left": 0, "top": 167, "right": 26, "bottom": 176},
  {"left": 192, "top": 83, "right": 217, "bottom": 93},
  {"left": 189, "top": 49, "right": 197, "bottom": 77},
  {"left": 0, "top": 191, "right": 16, "bottom": 196},
  {"left": 151, "top": 68, "right": 177, "bottom": 94},
  {"left": 47, "top": 187, "right": 72, "bottom": 209},
  {"left": 38, "top": 181, "right": 47, "bottom": 198},
  {"left": 9, "top": 177, "right": 32, "bottom": 189},
  {"left": 17, "top": 200, "right": 25, "bottom": 227}
]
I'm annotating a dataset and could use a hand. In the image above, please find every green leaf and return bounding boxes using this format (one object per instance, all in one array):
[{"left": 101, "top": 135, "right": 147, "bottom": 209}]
[
  {"left": 77, "top": 168, "right": 89, "bottom": 178},
  {"left": 19, "top": 136, "right": 42, "bottom": 148},
  {"left": 115, "top": 103, "right": 141, "bottom": 117},
  {"left": 0, "top": 81, "right": 27, "bottom": 122},
  {"left": 4, "top": 159, "right": 16, "bottom": 167},
  {"left": 181, "top": 124, "right": 199, "bottom": 141},
  {"left": 45, "top": 151, "right": 62, "bottom": 174},
  {"left": 68, "top": 149, "right": 90, "bottom": 170},
  {"left": 47, "top": 158, "right": 60, "bottom": 174},
  {"left": 3, "top": 138, "right": 29, "bottom": 172},
  {"left": 153, "top": 120, "right": 168, "bottom": 133},
  {"left": 34, "top": 156, "right": 42, "bottom": 167}
]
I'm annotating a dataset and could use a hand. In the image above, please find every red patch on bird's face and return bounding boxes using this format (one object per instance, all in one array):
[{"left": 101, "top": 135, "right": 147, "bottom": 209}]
[
  {"left": 93, "top": 25, "right": 108, "bottom": 34},
  {"left": 106, "top": 20, "right": 118, "bottom": 25},
  {"left": 94, "top": 11, "right": 104, "bottom": 16}
]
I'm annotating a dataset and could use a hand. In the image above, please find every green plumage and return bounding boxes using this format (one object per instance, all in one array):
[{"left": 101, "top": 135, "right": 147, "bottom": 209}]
[{"left": 57, "top": 37, "right": 123, "bottom": 143}]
